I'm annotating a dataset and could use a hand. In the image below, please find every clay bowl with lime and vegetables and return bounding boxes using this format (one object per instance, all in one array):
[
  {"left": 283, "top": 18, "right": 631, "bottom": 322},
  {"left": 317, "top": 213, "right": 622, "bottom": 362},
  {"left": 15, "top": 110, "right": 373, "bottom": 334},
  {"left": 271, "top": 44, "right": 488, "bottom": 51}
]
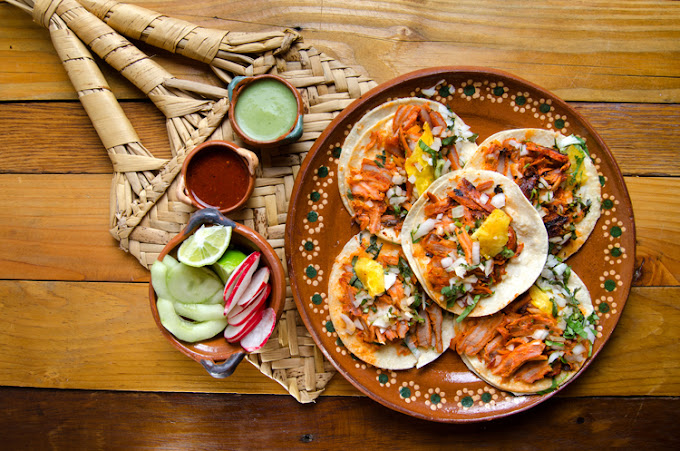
[{"left": 149, "top": 208, "right": 286, "bottom": 378}]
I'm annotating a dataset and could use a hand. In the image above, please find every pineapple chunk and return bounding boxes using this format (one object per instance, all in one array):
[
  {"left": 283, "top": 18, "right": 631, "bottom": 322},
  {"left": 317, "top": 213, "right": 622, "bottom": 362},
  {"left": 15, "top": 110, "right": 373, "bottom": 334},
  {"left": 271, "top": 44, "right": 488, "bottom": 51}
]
[
  {"left": 355, "top": 257, "right": 385, "bottom": 297},
  {"left": 565, "top": 144, "right": 588, "bottom": 186},
  {"left": 529, "top": 285, "right": 553, "bottom": 315},
  {"left": 471, "top": 209, "right": 511, "bottom": 258},
  {"left": 405, "top": 123, "right": 435, "bottom": 196}
]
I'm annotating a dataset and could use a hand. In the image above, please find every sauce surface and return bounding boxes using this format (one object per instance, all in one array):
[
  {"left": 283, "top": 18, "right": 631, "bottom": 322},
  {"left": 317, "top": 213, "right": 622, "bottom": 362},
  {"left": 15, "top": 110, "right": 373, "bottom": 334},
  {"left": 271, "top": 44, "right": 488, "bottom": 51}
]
[
  {"left": 234, "top": 79, "right": 298, "bottom": 141},
  {"left": 186, "top": 146, "right": 250, "bottom": 211}
]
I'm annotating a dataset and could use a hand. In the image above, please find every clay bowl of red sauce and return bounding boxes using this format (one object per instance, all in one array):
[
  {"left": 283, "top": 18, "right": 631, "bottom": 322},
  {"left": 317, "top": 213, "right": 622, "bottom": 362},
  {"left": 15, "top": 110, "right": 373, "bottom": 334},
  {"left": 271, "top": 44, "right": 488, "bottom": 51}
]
[
  {"left": 149, "top": 208, "right": 286, "bottom": 378},
  {"left": 177, "top": 140, "right": 258, "bottom": 214}
]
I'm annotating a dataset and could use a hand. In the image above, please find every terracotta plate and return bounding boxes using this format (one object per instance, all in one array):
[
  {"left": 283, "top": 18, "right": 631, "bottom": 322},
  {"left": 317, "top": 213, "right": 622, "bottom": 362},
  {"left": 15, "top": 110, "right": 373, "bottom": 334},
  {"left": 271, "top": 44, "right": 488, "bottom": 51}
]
[{"left": 285, "top": 67, "right": 635, "bottom": 422}]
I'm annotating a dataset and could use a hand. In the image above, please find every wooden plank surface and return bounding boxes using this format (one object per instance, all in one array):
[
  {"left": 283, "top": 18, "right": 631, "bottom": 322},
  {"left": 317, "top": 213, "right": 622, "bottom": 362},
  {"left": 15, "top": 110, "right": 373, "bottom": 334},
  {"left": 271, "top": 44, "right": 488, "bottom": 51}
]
[
  {"left": 1, "top": 1, "right": 679, "bottom": 102},
  {"left": 1, "top": 102, "right": 679, "bottom": 176},
  {"left": 0, "top": 281, "right": 676, "bottom": 397},
  {"left": 1, "top": 388, "right": 678, "bottom": 449}
]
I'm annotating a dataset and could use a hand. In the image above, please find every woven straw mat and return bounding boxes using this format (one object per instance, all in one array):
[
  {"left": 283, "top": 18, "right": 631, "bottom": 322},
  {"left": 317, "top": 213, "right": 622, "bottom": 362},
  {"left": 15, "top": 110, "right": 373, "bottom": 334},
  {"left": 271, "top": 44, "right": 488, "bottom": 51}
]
[{"left": 130, "top": 42, "right": 377, "bottom": 403}]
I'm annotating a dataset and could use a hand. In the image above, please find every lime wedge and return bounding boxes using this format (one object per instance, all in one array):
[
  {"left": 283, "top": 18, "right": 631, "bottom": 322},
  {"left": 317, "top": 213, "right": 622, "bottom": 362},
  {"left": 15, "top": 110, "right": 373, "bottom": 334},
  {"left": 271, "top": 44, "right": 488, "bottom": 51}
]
[
  {"left": 178, "top": 224, "right": 231, "bottom": 267},
  {"left": 212, "top": 249, "right": 248, "bottom": 283}
]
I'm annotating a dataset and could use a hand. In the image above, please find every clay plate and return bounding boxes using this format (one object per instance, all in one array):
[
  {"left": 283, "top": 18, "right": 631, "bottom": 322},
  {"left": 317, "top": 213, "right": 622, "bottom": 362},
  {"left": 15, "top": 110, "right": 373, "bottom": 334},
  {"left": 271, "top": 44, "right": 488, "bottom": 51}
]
[{"left": 285, "top": 67, "right": 635, "bottom": 422}]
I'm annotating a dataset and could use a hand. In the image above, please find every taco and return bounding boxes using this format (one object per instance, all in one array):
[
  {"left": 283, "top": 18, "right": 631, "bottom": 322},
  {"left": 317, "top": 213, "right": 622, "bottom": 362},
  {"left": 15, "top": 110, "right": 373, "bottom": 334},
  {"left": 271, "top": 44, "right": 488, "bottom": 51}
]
[
  {"left": 465, "top": 128, "right": 601, "bottom": 259},
  {"left": 327, "top": 232, "right": 455, "bottom": 370},
  {"left": 452, "top": 258, "right": 598, "bottom": 394},
  {"left": 338, "top": 97, "right": 478, "bottom": 243},
  {"left": 401, "top": 169, "right": 548, "bottom": 319}
]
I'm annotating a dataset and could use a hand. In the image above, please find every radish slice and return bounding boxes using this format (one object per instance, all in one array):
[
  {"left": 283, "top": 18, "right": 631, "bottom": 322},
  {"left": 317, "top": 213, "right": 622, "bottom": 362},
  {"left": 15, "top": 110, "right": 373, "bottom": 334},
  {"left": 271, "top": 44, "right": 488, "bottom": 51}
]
[
  {"left": 237, "top": 267, "right": 270, "bottom": 306},
  {"left": 224, "top": 308, "right": 264, "bottom": 343},
  {"left": 229, "top": 284, "right": 270, "bottom": 326},
  {"left": 240, "top": 308, "right": 276, "bottom": 352},
  {"left": 223, "top": 252, "right": 261, "bottom": 315}
]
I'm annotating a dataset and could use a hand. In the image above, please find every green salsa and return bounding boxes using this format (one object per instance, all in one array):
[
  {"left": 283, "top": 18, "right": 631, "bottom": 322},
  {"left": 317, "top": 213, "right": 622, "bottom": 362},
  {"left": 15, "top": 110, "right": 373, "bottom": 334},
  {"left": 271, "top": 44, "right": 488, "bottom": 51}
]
[{"left": 234, "top": 79, "right": 298, "bottom": 141}]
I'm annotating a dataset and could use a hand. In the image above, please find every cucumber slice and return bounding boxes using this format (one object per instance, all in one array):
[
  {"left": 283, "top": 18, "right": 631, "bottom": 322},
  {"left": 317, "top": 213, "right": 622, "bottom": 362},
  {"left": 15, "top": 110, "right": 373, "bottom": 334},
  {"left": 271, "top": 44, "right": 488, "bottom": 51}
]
[
  {"left": 157, "top": 298, "right": 228, "bottom": 342},
  {"left": 206, "top": 288, "right": 226, "bottom": 305},
  {"left": 150, "top": 260, "right": 174, "bottom": 300},
  {"left": 174, "top": 300, "right": 227, "bottom": 321},
  {"left": 162, "top": 254, "right": 181, "bottom": 269},
  {"left": 167, "top": 263, "right": 223, "bottom": 304}
]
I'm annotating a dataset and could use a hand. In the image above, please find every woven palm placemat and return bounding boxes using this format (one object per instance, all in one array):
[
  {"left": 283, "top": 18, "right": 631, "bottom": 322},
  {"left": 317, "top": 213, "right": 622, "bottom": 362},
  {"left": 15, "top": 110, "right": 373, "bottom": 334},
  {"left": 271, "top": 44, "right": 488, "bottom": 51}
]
[{"left": 128, "top": 41, "right": 377, "bottom": 403}]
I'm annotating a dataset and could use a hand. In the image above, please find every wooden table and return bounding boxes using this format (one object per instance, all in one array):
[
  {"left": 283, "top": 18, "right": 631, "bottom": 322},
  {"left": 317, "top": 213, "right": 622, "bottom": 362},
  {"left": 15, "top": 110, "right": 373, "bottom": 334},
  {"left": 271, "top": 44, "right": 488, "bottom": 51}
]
[{"left": 1, "top": 0, "right": 678, "bottom": 448}]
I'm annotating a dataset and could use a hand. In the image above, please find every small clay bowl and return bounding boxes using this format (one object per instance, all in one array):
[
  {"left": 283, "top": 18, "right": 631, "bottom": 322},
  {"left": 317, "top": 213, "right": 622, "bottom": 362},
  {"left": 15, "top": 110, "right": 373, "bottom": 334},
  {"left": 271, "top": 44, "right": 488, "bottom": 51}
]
[
  {"left": 177, "top": 140, "right": 258, "bottom": 214},
  {"left": 228, "top": 74, "right": 304, "bottom": 148},
  {"left": 149, "top": 208, "right": 286, "bottom": 378}
]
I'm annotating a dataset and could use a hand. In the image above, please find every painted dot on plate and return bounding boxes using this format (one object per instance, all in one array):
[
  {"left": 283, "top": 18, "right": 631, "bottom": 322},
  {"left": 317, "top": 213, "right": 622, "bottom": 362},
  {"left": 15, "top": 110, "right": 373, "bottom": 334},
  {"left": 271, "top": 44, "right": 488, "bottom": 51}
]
[
  {"left": 317, "top": 166, "right": 329, "bottom": 178},
  {"left": 431, "top": 393, "right": 441, "bottom": 404},
  {"left": 332, "top": 147, "right": 342, "bottom": 159},
  {"left": 539, "top": 103, "right": 551, "bottom": 113},
  {"left": 336, "top": 337, "right": 344, "bottom": 347},
  {"left": 304, "top": 241, "right": 315, "bottom": 251},
  {"left": 604, "top": 280, "right": 616, "bottom": 292},
  {"left": 461, "top": 396, "right": 474, "bottom": 408},
  {"left": 439, "top": 85, "right": 451, "bottom": 97},
  {"left": 493, "top": 86, "right": 504, "bottom": 96},
  {"left": 378, "top": 374, "right": 388, "bottom": 384},
  {"left": 464, "top": 85, "right": 476, "bottom": 96},
  {"left": 306, "top": 265, "right": 318, "bottom": 278},
  {"left": 599, "top": 175, "right": 606, "bottom": 186},
  {"left": 307, "top": 211, "right": 318, "bottom": 222},
  {"left": 515, "top": 95, "right": 527, "bottom": 106},
  {"left": 400, "top": 387, "right": 411, "bottom": 398},
  {"left": 312, "top": 294, "right": 323, "bottom": 305},
  {"left": 599, "top": 302, "right": 611, "bottom": 313},
  {"left": 325, "top": 321, "right": 335, "bottom": 333},
  {"left": 602, "top": 199, "right": 614, "bottom": 210},
  {"left": 481, "top": 392, "right": 492, "bottom": 403},
  {"left": 554, "top": 118, "right": 565, "bottom": 129},
  {"left": 310, "top": 191, "right": 321, "bottom": 202},
  {"left": 611, "top": 247, "right": 623, "bottom": 257},
  {"left": 611, "top": 226, "right": 622, "bottom": 237}
]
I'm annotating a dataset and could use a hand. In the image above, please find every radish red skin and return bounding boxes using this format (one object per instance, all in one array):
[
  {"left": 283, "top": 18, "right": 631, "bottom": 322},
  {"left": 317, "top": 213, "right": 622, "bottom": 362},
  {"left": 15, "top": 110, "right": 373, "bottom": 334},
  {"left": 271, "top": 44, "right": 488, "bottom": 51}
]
[
  {"left": 237, "top": 267, "right": 270, "bottom": 307},
  {"left": 240, "top": 308, "right": 276, "bottom": 352},
  {"left": 228, "top": 284, "right": 270, "bottom": 326},
  {"left": 224, "top": 308, "right": 264, "bottom": 343},
  {"left": 224, "top": 252, "right": 261, "bottom": 312},
  {"left": 223, "top": 252, "right": 260, "bottom": 315}
]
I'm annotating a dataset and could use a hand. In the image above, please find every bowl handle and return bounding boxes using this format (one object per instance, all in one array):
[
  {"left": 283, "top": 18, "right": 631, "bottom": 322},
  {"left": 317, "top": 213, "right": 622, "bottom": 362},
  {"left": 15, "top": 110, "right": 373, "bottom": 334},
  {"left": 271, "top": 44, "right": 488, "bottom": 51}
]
[
  {"left": 185, "top": 207, "right": 238, "bottom": 233},
  {"left": 200, "top": 352, "right": 246, "bottom": 379}
]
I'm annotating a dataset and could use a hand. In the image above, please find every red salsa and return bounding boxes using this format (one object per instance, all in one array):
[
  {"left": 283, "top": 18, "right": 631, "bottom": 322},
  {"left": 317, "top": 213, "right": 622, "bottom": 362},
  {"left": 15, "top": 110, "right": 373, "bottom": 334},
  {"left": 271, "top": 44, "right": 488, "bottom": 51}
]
[{"left": 185, "top": 146, "right": 250, "bottom": 211}]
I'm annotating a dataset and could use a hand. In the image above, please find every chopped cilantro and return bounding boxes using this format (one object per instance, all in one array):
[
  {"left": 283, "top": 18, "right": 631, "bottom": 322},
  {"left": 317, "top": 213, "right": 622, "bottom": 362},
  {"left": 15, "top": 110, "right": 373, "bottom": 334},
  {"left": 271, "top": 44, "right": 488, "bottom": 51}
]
[
  {"left": 456, "top": 294, "right": 481, "bottom": 323},
  {"left": 442, "top": 136, "right": 456, "bottom": 146},
  {"left": 536, "top": 378, "right": 559, "bottom": 395},
  {"left": 398, "top": 256, "right": 413, "bottom": 280},
  {"left": 499, "top": 247, "right": 515, "bottom": 259},
  {"left": 467, "top": 133, "right": 479, "bottom": 143}
]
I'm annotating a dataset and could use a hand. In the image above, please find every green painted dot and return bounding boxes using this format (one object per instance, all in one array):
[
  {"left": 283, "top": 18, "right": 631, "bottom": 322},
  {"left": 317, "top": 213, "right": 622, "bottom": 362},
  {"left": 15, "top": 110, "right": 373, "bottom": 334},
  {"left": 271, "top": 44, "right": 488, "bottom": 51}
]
[
  {"left": 461, "top": 396, "right": 474, "bottom": 408},
  {"left": 554, "top": 118, "right": 565, "bottom": 128},
  {"left": 430, "top": 393, "right": 441, "bottom": 404},
  {"left": 307, "top": 211, "right": 318, "bottom": 222},
  {"left": 602, "top": 199, "right": 614, "bottom": 210},
  {"left": 439, "top": 85, "right": 451, "bottom": 97},
  {"left": 305, "top": 265, "right": 318, "bottom": 278},
  {"left": 599, "top": 302, "right": 611, "bottom": 313},
  {"left": 399, "top": 387, "right": 411, "bottom": 398},
  {"left": 540, "top": 103, "right": 551, "bottom": 113},
  {"left": 481, "top": 392, "right": 492, "bottom": 403},
  {"left": 464, "top": 85, "right": 476, "bottom": 96},
  {"left": 318, "top": 166, "right": 329, "bottom": 177},
  {"left": 350, "top": 353, "right": 359, "bottom": 360},
  {"left": 493, "top": 86, "right": 504, "bottom": 96},
  {"left": 332, "top": 147, "right": 342, "bottom": 158},
  {"left": 311, "top": 293, "right": 323, "bottom": 305},
  {"left": 310, "top": 191, "right": 321, "bottom": 202},
  {"left": 611, "top": 247, "right": 622, "bottom": 257},
  {"left": 515, "top": 95, "right": 526, "bottom": 106},
  {"left": 599, "top": 175, "right": 606, "bottom": 186},
  {"left": 604, "top": 279, "right": 616, "bottom": 292},
  {"left": 304, "top": 241, "right": 315, "bottom": 251},
  {"left": 336, "top": 337, "right": 344, "bottom": 347},
  {"left": 610, "top": 226, "right": 622, "bottom": 238},
  {"left": 325, "top": 321, "right": 334, "bottom": 333},
  {"left": 378, "top": 374, "right": 388, "bottom": 384}
]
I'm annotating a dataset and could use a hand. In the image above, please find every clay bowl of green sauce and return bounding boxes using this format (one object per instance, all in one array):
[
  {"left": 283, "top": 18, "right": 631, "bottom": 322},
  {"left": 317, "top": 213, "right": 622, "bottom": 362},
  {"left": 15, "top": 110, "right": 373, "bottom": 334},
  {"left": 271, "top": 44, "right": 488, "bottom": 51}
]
[{"left": 228, "top": 74, "right": 304, "bottom": 148}]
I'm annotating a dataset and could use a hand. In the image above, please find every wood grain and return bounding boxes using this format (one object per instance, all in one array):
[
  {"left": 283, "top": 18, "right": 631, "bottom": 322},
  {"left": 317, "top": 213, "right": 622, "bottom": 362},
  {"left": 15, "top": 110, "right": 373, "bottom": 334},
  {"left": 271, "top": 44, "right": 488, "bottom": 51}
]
[
  {"left": 1, "top": 1, "right": 679, "bottom": 102},
  {"left": 1, "top": 174, "right": 676, "bottom": 285},
  {"left": 0, "top": 281, "right": 676, "bottom": 397},
  {"left": 0, "top": 388, "right": 677, "bottom": 448},
  {"left": 2, "top": 102, "right": 679, "bottom": 176}
]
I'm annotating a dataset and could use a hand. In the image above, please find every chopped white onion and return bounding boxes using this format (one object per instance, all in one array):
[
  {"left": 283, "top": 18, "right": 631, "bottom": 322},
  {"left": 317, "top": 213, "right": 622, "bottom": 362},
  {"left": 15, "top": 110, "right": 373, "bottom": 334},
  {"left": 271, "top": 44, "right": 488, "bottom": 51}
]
[
  {"left": 340, "top": 313, "right": 356, "bottom": 335},
  {"left": 421, "top": 87, "right": 436, "bottom": 97},
  {"left": 548, "top": 351, "right": 564, "bottom": 363},
  {"left": 353, "top": 319, "right": 364, "bottom": 331},
  {"left": 384, "top": 272, "right": 397, "bottom": 291},
  {"left": 471, "top": 241, "right": 480, "bottom": 266},
  {"left": 490, "top": 193, "right": 506, "bottom": 209},
  {"left": 431, "top": 126, "right": 443, "bottom": 136},
  {"left": 532, "top": 329, "right": 550, "bottom": 341},
  {"left": 479, "top": 193, "right": 489, "bottom": 204},
  {"left": 412, "top": 218, "right": 437, "bottom": 241},
  {"left": 391, "top": 173, "right": 406, "bottom": 185},
  {"left": 450, "top": 205, "right": 465, "bottom": 218},
  {"left": 440, "top": 257, "right": 453, "bottom": 269},
  {"left": 558, "top": 134, "right": 582, "bottom": 149},
  {"left": 553, "top": 262, "right": 568, "bottom": 276}
]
